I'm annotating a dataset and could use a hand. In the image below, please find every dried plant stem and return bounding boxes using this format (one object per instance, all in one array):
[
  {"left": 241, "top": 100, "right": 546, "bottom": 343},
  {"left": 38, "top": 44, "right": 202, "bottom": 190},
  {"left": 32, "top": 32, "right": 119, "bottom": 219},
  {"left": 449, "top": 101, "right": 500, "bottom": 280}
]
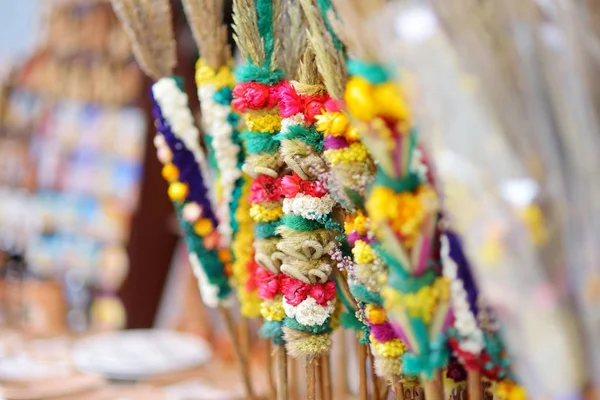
[
  {"left": 266, "top": 341, "right": 276, "bottom": 399},
  {"left": 422, "top": 370, "right": 444, "bottom": 400},
  {"left": 380, "top": 380, "right": 390, "bottom": 400},
  {"left": 306, "top": 357, "right": 317, "bottom": 400},
  {"left": 393, "top": 376, "right": 405, "bottom": 400},
  {"left": 290, "top": 356, "right": 299, "bottom": 400},
  {"left": 335, "top": 330, "right": 348, "bottom": 397},
  {"left": 277, "top": 344, "right": 288, "bottom": 400},
  {"left": 218, "top": 305, "right": 255, "bottom": 400},
  {"left": 367, "top": 347, "right": 380, "bottom": 400},
  {"left": 357, "top": 339, "right": 368, "bottom": 400},
  {"left": 320, "top": 353, "right": 332, "bottom": 400},
  {"left": 468, "top": 369, "right": 483, "bottom": 400}
]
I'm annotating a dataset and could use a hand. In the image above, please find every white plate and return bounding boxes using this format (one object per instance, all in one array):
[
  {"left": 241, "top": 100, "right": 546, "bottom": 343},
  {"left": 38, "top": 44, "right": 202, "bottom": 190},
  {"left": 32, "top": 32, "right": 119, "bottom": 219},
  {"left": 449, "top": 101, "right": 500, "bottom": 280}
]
[{"left": 72, "top": 329, "right": 212, "bottom": 380}]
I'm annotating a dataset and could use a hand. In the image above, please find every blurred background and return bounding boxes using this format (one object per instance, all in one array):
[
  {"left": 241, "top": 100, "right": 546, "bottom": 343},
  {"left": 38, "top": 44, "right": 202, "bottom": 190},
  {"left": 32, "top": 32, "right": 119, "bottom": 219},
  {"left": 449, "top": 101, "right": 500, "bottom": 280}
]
[{"left": 0, "top": 1, "right": 268, "bottom": 398}]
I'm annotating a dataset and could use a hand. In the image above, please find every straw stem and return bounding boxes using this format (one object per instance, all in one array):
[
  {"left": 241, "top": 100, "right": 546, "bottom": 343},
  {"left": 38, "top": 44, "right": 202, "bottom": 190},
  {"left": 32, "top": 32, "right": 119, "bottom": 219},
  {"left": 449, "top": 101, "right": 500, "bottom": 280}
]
[{"left": 218, "top": 305, "right": 255, "bottom": 399}]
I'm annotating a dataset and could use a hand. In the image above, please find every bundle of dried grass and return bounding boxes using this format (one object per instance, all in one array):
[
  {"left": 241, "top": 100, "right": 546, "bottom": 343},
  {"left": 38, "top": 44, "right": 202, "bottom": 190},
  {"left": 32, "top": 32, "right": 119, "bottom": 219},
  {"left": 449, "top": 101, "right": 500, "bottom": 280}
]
[
  {"left": 275, "top": 0, "right": 307, "bottom": 79},
  {"left": 181, "top": 0, "right": 230, "bottom": 70},
  {"left": 299, "top": 0, "right": 346, "bottom": 100},
  {"left": 110, "top": 0, "right": 175, "bottom": 80},
  {"left": 232, "top": 0, "right": 266, "bottom": 66}
]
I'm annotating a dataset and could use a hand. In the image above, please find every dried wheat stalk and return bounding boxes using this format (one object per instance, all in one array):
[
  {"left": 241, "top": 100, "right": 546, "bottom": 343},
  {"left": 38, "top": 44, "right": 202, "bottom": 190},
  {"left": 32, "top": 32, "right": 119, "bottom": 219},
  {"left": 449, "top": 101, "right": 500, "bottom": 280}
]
[
  {"left": 111, "top": 0, "right": 176, "bottom": 80},
  {"left": 270, "top": 0, "right": 284, "bottom": 71},
  {"left": 276, "top": 0, "right": 306, "bottom": 79},
  {"left": 232, "top": 0, "right": 266, "bottom": 66},
  {"left": 300, "top": 0, "right": 347, "bottom": 100},
  {"left": 182, "top": 0, "right": 230, "bottom": 70}
]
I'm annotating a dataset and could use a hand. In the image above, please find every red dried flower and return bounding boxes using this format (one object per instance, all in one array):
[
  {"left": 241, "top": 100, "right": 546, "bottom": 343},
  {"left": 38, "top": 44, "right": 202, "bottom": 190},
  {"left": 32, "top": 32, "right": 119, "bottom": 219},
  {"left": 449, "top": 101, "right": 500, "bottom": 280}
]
[
  {"left": 277, "top": 81, "right": 302, "bottom": 117},
  {"left": 255, "top": 267, "right": 280, "bottom": 300},
  {"left": 303, "top": 96, "right": 327, "bottom": 124},
  {"left": 281, "top": 276, "right": 310, "bottom": 306},
  {"left": 232, "top": 82, "right": 270, "bottom": 112},
  {"left": 249, "top": 175, "right": 281, "bottom": 203},
  {"left": 324, "top": 98, "right": 344, "bottom": 113},
  {"left": 309, "top": 281, "right": 336, "bottom": 306},
  {"left": 281, "top": 173, "right": 327, "bottom": 199}
]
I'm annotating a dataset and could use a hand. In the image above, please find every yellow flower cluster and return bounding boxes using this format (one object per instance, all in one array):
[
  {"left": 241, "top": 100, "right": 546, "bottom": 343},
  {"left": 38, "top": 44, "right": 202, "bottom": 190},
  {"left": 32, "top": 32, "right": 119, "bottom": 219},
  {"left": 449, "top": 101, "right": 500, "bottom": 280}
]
[
  {"left": 352, "top": 240, "right": 376, "bottom": 265},
  {"left": 345, "top": 211, "right": 369, "bottom": 235},
  {"left": 315, "top": 110, "right": 360, "bottom": 142},
  {"left": 195, "top": 58, "right": 235, "bottom": 89},
  {"left": 383, "top": 277, "right": 450, "bottom": 324},
  {"left": 261, "top": 296, "right": 286, "bottom": 321},
  {"left": 245, "top": 110, "right": 282, "bottom": 133},
  {"left": 323, "top": 142, "right": 369, "bottom": 166},
  {"left": 365, "top": 304, "right": 387, "bottom": 324},
  {"left": 495, "top": 382, "right": 527, "bottom": 400},
  {"left": 366, "top": 185, "right": 438, "bottom": 247},
  {"left": 345, "top": 76, "right": 411, "bottom": 123},
  {"left": 249, "top": 203, "right": 284, "bottom": 223},
  {"left": 369, "top": 335, "right": 407, "bottom": 358},
  {"left": 231, "top": 177, "right": 261, "bottom": 318}
]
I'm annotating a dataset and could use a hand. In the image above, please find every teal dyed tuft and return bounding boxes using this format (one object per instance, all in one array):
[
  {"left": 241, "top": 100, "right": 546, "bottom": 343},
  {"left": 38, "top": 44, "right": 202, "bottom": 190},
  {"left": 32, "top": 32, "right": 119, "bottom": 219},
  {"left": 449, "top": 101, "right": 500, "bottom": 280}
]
[
  {"left": 387, "top": 268, "right": 436, "bottom": 294},
  {"left": 343, "top": 187, "right": 365, "bottom": 211},
  {"left": 241, "top": 130, "right": 280, "bottom": 155},
  {"left": 402, "top": 332, "right": 449, "bottom": 378},
  {"left": 255, "top": 221, "right": 281, "bottom": 239},
  {"left": 235, "top": 65, "right": 285, "bottom": 85},
  {"left": 284, "top": 317, "right": 332, "bottom": 335},
  {"left": 274, "top": 125, "right": 324, "bottom": 152},
  {"left": 260, "top": 320, "right": 285, "bottom": 345},
  {"left": 212, "top": 86, "right": 233, "bottom": 105},
  {"left": 281, "top": 214, "right": 324, "bottom": 231},
  {"left": 170, "top": 75, "right": 185, "bottom": 91},
  {"left": 340, "top": 312, "right": 363, "bottom": 331},
  {"left": 349, "top": 284, "right": 383, "bottom": 306},
  {"left": 203, "top": 135, "right": 219, "bottom": 171},
  {"left": 348, "top": 59, "right": 389, "bottom": 84},
  {"left": 255, "top": 0, "right": 275, "bottom": 66},
  {"left": 374, "top": 169, "right": 421, "bottom": 193},
  {"left": 372, "top": 243, "right": 410, "bottom": 279}
]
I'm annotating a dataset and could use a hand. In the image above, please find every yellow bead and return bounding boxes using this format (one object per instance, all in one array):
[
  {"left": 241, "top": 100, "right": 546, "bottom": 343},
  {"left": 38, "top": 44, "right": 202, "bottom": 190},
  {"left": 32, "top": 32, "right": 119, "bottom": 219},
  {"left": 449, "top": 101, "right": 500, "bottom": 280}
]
[
  {"left": 218, "top": 248, "right": 232, "bottom": 263},
  {"left": 345, "top": 76, "right": 377, "bottom": 121},
  {"left": 193, "top": 218, "right": 214, "bottom": 236},
  {"left": 365, "top": 305, "right": 387, "bottom": 324},
  {"left": 168, "top": 182, "right": 188, "bottom": 202},
  {"left": 161, "top": 164, "right": 179, "bottom": 182}
]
